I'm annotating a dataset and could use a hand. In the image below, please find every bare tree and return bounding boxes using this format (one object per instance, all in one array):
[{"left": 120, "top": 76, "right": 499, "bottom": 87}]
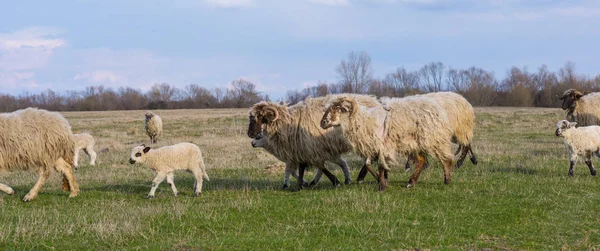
[
  {"left": 385, "top": 67, "right": 421, "bottom": 96},
  {"left": 229, "top": 78, "right": 262, "bottom": 108},
  {"left": 336, "top": 51, "right": 374, "bottom": 94},
  {"left": 419, "top": 61, "right": 445, "bottom": 92}
]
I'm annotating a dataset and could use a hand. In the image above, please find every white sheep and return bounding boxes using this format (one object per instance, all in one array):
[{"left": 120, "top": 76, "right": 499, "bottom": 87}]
[
  {"left": 73, "top": 133, "right": 97, "bottom": 169},
  {"left": 559, "top": 89, "right": 600, "bottom": 126},
  {"left": 129, "top": 142, "right": 209, "bottom": 198},
  {"left": 0, "top": 108, "right": 80, "bottom": 201},
  {"left": 321, "top": 95, "right": 455, "bottom": 191},
  {"left": 555, "top": 120, "right": 600, "bottom": 176},
  {"left": 145, "top": 111, "right": 163, "bottom": 144}
]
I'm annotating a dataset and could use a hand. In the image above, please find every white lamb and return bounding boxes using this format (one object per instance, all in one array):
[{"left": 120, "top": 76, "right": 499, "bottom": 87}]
[
  {"left": 555, "top": 120, "right": 600, "bottom": 176},
  {"left": 73, "top": 133, "right": 97, "bottom": 169},
  {"left": 129, "top": 142, "right": 209, "bottom": 198}
]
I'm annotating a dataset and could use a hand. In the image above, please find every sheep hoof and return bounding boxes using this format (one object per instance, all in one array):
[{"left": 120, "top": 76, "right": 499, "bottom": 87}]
[
  {"left": 470, "top": 156, "right": 478, "bottom": 165},
  {"left": 307, "top": 181, "right": 317, "bottom": 188},
  {"left": 281, "top": 184, "right": 290, "bottom": 190},
  {"left": 455, "top": 161, "right": 464, "bottom": 169},
  {"left": 357, "top": 179, "right": 364, "bottom": 184},
  {"left": 68, "top": 191, "right": 79, "bottom": 198},
  {"left": 344, "top": 179, "right": 352, "bottom": 185},
  {"left": 6, "top": 188, "right": 14, "bottom": 195},
  {"left": 592, "top": 170, "right": 597, "bottom": 176},
  {"left": 568, "top": 171, "right": 574, "bottom": 176},
  {"left": 147, "top": 195, "right": 155, "bottom": 199},
  {"left": 406, "top": 183, "right": 413, "bottom": 188},
  {"left": 173, "top": 193, "right": 178, "bottom": 197},
  {"left": 22, "top": 194, "right": 36, "bottom": 202}
]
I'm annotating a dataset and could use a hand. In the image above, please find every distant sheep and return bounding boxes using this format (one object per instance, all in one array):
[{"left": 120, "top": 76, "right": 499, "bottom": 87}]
[
  {"left": 145, "top": 112, "right": 163, "bottom": 144},
  {"left": 0, "top": 108, "right": 80, "bottom": 201},
  {"left": 129, "top": 142, "right": 209, "bottom": 198},
  {"left": 559, "top": 89, "right": 600, "bottom": 126},
  {"left": 321, "top": 95, "right": 455, "bottom": 191},
  {"left": 73, "top": 133, "right": 97, "bottom": 169},
  {"left": 555, "top": 120, "right": 600, "bottom": 176}
]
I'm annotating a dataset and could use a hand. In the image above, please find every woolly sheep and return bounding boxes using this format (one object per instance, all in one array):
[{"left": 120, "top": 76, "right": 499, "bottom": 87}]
[
  {"left": 404, "top": 92, "right": 478, "bottom": 170},
  {"left": 0, "top": 108, "right": 80, "bottom": 201},
  {"left": 129, "top": 142, "right": 209, "bottom": 198},
  {"left": 251, "top": 130, "right": 343, "bottom": 189},
  {"left": 559, "top": 89, "right": 600, "bottom": 126},
  {"left": 73, "top": 133, "right": 97, "bottom": 169},
  {"left": 321, "top": 95, "right": 455, "bottom": 191},
  {"left": 145, "top": 111, "right": 163, "bottom": 144},
  {"left": 555, "top": 120, "right": 600, "bottom": 176},
  {"left": 247, "top": 95, "right": 380, "bottom": 190}
]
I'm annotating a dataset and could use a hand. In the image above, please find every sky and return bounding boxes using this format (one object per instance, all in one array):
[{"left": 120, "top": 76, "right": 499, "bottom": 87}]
[{"left": 1, "top": 0, "right": 599, "bottom": 99}]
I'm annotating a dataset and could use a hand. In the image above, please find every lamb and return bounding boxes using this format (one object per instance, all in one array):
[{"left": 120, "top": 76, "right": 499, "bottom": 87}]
[
  {"left": 559, "top": 89, "right": 600, "bottom": 126},
  {"left": 145, "top": 111, "right": 163, "bottom": 144},
  {"left": 0, "top": 108, "right": 80, "bottom": 201},
  {"left": 555, "top": 120, "right": 600, "bottom": 176},
  {"left": 73, "top": 133, "right": 97, "bottom": 169},
  {"left": 129, "top": 142, "right": 209, "bottom": 198},
  {"left": 247, "top": 95, "right": 381, "bottom": 190},
  {"left": 321, "top": 95, "right": 455, "bottom": 191}
]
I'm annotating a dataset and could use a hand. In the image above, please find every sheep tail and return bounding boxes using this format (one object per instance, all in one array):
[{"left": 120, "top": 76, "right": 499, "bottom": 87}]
[{"left": 200, "top": 161, "right": 210, "bottom": 181}]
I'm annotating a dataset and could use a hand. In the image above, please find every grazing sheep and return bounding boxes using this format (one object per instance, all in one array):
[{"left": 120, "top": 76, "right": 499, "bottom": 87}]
[
  {"left": 0, "top": 108, "right": 80, "bottom": 201},
  {"left": 129, "top": 142, "right": 209, "bottom": 198},
  {"left": 321, "top": 95, "right": 455, "bottom": 191},
  {"left": 559, "top": 89, "right": 600, "bottom": 126},
  {"left": 73, "top": 133, "right": 97, "bottom": 169},
  {"left": 403, "top": 92, "right": 478, "bottom": 170},
  {"left": 251, "top": 130, "right": 342, "bottom": 189},
  {"left": 555, "top": 120, "right": 600, "bottom": 176},
  {"left": 145, "top": 112, "right": 163, "bottom": 144},
  {"left": 248, "top": 95, "right": 381, "bottom": 190}
]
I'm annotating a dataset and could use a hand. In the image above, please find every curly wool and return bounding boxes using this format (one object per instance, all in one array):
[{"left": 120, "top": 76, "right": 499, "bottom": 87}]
[{"left": 145, "top": 112, "right": 163, "bottom": 143}]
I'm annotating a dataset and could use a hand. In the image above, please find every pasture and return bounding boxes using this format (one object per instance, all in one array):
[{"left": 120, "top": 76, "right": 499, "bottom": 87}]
[{"left": 0, "top": 107, "right": 599, "bottom": 250}]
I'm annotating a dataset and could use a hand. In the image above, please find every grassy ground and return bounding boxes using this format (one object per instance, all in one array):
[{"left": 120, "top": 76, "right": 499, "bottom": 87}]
[{"left": 1, "top": 107, "right": 599, "bottom": 250}]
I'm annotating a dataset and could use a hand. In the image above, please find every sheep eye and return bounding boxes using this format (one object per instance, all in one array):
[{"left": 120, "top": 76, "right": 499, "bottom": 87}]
[{"left": 135, "top": 153, "right": 142, "bottom": 157}]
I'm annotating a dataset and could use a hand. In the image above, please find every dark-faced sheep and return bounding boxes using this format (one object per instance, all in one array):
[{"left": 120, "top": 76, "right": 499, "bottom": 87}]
[
  {"left": 0, "top": 108, "right": 80, "bottom": 201},
  {"left": 559, "top": 89, "right": 600, "bottom": 126},
  {"left": 145, "top": 111, "right": 163, "bottom": 144}
]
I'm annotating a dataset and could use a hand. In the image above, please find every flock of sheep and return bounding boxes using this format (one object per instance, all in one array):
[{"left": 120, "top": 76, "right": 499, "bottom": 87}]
[{"left": 1, "top": 89, "right": 599, "bottom": 201}]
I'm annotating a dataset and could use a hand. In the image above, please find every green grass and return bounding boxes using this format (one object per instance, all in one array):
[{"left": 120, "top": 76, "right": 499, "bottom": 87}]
[{"left": 1, "top": 107, "right": 600, "bottom": 250}]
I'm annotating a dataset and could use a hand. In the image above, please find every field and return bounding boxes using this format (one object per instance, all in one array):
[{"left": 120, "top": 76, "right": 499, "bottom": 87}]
[{"left": 1, "top": 107, "right": 600, "bottom": 250}]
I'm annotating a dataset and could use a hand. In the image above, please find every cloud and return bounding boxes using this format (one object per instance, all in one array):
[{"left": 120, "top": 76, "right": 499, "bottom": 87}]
[
  {"left": 308, "top": 0, "right": 349, "bottom": 6},
  {"left": 74, "top": 70, "right": 123, "bottom": 83},
  {"left": 0, "top": 71, "right": 38, "bottom": 90},
  {"left": 203, "top": 0, "right": 253, "bottom": 8}
]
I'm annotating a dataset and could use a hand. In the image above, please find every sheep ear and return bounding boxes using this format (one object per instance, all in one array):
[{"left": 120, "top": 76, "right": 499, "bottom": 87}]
[
  {"left": 143, "top": 146, "right": 151, "bottom": 153},
  {"left": 575, "top": 93, "right": 584, "bottom": 99},
  {"left": 569, "top": 122, "right": 577, "bottom": 128},
  {"left": 558, "top": 94, "right": 566, "bottom": 100},
  {"left": 340, "top": 98, "right": 358, "bottom": 116}
]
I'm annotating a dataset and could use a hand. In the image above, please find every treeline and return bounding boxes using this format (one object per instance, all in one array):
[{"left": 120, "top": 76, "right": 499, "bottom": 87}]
[
  {"left": 1, "top": 52, "right": 599, "bottom": 112},
  {"left": 0, "top": 79, "right": 268, "bottom": 112}
]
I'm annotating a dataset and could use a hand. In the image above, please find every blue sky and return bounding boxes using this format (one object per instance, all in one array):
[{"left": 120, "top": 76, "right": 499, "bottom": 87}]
[{"left": 1, "top": 0, "right": 599, "bottom": 99}]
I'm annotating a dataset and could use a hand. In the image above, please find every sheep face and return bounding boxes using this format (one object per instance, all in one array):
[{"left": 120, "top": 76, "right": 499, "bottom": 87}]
[
  {"left": 129, "top": 145, "right": 151, "bottom": 164},
  {"left": 320, "top": 97, "right": 357, "bottom": 129},
  {"left": 247, "top": 102, "right": 280, "bottom": 138},
  {"left": 556, "top": 120, "right": 577, "bottom": 136},
  {"left": 559, "top": 89, "right": 584, "bottom": 110},
  {"left": 145, "top": 112, "right": 154, "bottom": 121},
  {"left": 251, "top": 131, "right": 269, "bottom": 148}
]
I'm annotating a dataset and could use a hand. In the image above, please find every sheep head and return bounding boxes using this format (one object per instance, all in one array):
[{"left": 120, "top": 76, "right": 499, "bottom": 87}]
[
  {"left": 145, "top": 112, "right": 154, "bottom": 122},
  {"left": 129, "top": 145, "right": 151, "bottom": 164},
  {"left": 555, "top": 120, "right": 577, "bottom": 137},
  {"left": 251, "top": 130, "right": 269, "bottom": 148},
  {"left": 559, "top": 89, "right": 584, "bottom": 110},
  {"left": 247, "top": 102, "right": 280, "bottom": 138},
  {"left": 320, "top": 97, "right": 358, "bottom": 129}
]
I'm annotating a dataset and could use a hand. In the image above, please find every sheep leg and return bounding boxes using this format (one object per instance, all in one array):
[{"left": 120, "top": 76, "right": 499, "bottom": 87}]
[
  {"left": 468, "top": 145, "right": 478, "bottom": 165},
  {"left": 191, "top": 168, "right": 204, "bottom": 196},
  {"left": 86, "top": 146, "right": 97, "bottom": 166},
  {"left": 308, "top": 169, "right": 323, "bottom": 187},
  {"left": 166, "top": 173, "right": 178, "bottom": 196},
  {"left": 73, "top": 148, "right": 80, "bottom": 170},
  {"left": 148, "top": 172, "right": 167, "bottom": 198},
  {"left": 318, "top": 167, "right": 340, "bottom": 188},
  {"left": 282, "top": 163, "right": 293, "bottom": 190},
  {"left": 55, "top": 157, "right": 80, "bottom": 198},
  {"left": 378, "top": 164, "right": 387, "bottom": 191},
  {"left": 23, "top": 168, "right": 50, "bottom": 202},
  {"left": 331, "top": 157, "right": 351, "bottom": 185},
  {"left": 0, "top": 183, "right": 14, "bottom": 195},
  {"left": 585, "top": 151, "right": 597, "bottom": 176},
  {"left": 297, "top": 163, "right": 307, "bottom": 191},
  {"left": 407, "top": 153, "right": 427, "bottom": 188},
  {"left": 455, "top": 145, "right": 469, "bottom": 168},
  {"left": 569, "top": 153, "right": 578, "bottom": 176},
  {"left": 357, "top": 158, "right": 381, "bottom": 183}
]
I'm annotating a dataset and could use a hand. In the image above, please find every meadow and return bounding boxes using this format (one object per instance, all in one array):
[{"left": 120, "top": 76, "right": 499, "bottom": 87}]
[{"left": 1, "top": 107, "right": 599, "bottom": 250}]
